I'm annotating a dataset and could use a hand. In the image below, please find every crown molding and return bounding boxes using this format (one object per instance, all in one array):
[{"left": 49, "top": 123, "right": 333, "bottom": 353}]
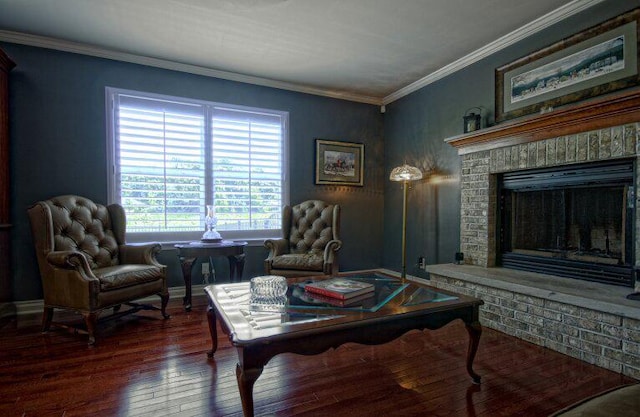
[
  {"left": 0, "top": 30, "right": 383, "bottom": 106},
  {"left": 382, "top": 0, "right": 606, "bottom": 105},
  {"left": 0, "top": 0, "right": 604, "bottom": 107}
]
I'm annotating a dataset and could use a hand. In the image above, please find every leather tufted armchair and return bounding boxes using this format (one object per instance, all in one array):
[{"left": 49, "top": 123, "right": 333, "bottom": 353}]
[
  {"left": 264, "top": 200, "right": 342, "bottom": 277},
  {"left": 27, "top": 195, "right": 169, "bottom": 345}
]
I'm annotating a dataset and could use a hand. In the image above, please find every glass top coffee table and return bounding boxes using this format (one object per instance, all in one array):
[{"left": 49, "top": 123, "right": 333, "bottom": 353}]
[{"left": 204, "top": 270, "right": 484, "bottom": 417}]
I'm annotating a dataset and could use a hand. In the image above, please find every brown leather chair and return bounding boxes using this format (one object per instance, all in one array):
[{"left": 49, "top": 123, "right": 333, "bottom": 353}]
[
  {"left": 27, "top": 195, "right": 169, "bottom": 345},
  {"left": 264, "top": 200, "right": 342, "bottom": 277}
]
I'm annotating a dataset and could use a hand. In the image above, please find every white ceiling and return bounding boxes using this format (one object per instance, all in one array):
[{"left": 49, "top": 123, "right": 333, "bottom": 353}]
[{"left": 0, "top": 0, "right": 605, "bottom": 105}]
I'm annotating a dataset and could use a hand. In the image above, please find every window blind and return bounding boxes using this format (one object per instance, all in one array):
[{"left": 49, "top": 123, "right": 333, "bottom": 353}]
[
  {"left": 211, "top": 109, "right": 283, "bottom": 231},
  {"left": 109, "top": 89, "right": 287, "bottom": 239}
]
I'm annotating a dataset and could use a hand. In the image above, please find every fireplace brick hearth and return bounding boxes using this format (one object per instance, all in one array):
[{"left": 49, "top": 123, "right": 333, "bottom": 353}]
[
  {"left": 423, "top": 264, "right": 640, "bottom": 379},
  {"left": 429, "top": 94, "right": 640, "bottom": 379}
]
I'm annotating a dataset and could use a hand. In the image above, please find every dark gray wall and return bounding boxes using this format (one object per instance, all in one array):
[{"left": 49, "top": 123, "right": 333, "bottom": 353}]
[
  {"left": 382, "top": 0, "right": 637, "bottom": 276},
  {"left": 4, "top": 0, "right": 636, "bottom": 300},
  {"left": 3, "top": 43, "right": 385, "bottom": 301}
]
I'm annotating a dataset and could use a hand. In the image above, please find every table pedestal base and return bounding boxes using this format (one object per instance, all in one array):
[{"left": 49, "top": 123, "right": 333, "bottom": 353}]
[{"left": 175, "top": 241, "right": 247, "bottom": 311}]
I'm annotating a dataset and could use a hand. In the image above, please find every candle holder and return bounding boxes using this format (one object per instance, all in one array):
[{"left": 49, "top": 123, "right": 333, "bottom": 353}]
[
  {"left": 463, "top": 107, "right": 483, "bottom": 133},
  {"left": 202, "top": 205, "right": 222, "bottom": 242}
]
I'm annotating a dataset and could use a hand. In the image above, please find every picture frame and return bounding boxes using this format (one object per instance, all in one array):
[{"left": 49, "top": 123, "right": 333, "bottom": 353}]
[
  {"left": 315, "top": 139, "right": 364, "bottom": 186},
  {"left": 495, "top": 8, "right": 640, "bottom": 123}
]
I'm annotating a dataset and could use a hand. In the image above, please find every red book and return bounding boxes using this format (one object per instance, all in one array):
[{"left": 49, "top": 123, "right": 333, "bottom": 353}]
[
  {"left": 305, "top": 291, "right": 374, "bottom": 307},
  {"left": 304, "top": 278, "right": 374, "bottom": 300}
]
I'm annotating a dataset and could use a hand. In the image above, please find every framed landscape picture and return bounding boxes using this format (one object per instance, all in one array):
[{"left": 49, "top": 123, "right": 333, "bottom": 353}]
[
  {"left": 495, "top": 8, "right": 640, "bottom": 123},
  {"left": 315, "top": 139, "right": 364, "bottom": 186}
]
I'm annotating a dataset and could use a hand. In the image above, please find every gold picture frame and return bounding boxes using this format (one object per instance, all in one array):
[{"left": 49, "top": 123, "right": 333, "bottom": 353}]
[
  {"left": 315, "top": 139, "right": 364, "bottom": 186},
  {"left": 495, "top": 8, "right": 640, "bottom": 123}
]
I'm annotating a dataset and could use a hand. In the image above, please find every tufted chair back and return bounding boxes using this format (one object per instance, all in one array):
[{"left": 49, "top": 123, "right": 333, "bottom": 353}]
[
  {"left": 27, "top": 194, "right": 169, "bottom": 345},
  {"left": 47, "top": 195, "right": 121, "bottom": 269},
  {"left": 286, "top": 200, "right": 339, "bottom": 256},
  {"left": 264, "top": 200, "right": 342, "bottom": 277}
]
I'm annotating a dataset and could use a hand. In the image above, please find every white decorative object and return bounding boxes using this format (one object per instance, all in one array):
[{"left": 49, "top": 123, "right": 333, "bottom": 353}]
[
  {"left": 202, "top": 205, "right": 222, "bottom": 242},
  {"left": 249, "top": 275, "right": 288, "bottom": 312}
]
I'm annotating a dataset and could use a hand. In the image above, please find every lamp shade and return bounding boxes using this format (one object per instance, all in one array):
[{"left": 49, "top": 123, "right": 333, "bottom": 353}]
[{"left": 389, "top": 164, "right": 423, "bottom": 182}]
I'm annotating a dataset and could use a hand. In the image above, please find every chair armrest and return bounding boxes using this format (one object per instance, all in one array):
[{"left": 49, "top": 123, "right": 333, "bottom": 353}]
[
  {"left": 119, "top": 243, "right": 162, "bottom": 266},
  {"left": 46, "top": 250, "right": 96, "bottom": 278},
  {"left": 323, "top": 239, "right": 342, "bottom": 260},
  {"left": 264, "top": 238, "right": 289, "bottom": 258},
  {"left": 322, "top": 239, "right": 342, "bottom": 275},
  {"left": 44, "top": 250, "right": 100, "bottom": 308},
  {"left": 264, "top": 239, "right": 289, "bottom": 259}
]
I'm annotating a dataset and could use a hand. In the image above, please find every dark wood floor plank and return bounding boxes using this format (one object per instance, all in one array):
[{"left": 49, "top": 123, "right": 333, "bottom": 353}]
[{"left": 0, "top": 295, "right": 635, "bottom": 417}]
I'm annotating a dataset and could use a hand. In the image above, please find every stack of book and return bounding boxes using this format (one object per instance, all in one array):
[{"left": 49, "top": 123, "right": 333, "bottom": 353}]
[{"left": 304, "top": 278, "right": 374, "bottom": 307}]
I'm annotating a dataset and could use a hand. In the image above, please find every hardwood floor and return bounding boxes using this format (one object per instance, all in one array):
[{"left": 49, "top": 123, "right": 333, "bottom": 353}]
[{"left": 0, "top": 295, "right": 634, "bottom": 417}]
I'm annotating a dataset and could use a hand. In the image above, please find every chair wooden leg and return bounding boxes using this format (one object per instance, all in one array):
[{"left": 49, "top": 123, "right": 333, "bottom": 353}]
[
  {"left": 83, "top": 312, "right": 99, "bottom": 345},
  {"left": 160, "top": 293, "right": 170, "bottom": 319},
  {"left": 42, "top": 307, "right": 53, "bottom": 333}
]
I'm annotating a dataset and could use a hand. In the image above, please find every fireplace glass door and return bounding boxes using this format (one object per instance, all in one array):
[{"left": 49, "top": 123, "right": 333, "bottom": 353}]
[{"left": 499, "top": 160, "right": 634, "bottom": 286}]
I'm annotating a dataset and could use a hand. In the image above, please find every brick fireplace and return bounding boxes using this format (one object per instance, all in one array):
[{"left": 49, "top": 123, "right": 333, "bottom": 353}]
[
  {"left": 424, "top": 89, "right": 640, "bottom": 379},
  {"left": 458, "top": 123, "right": 639, "bottom": 278}
]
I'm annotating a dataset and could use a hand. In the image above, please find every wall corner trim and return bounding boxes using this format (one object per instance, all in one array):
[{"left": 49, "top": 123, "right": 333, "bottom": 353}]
[{"left": 381, "top": 0, "right": 607, "bottom": 105}]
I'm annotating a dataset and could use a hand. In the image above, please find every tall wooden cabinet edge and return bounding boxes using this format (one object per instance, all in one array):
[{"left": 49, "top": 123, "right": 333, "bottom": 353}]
[
  {"left": 0, "top": 46, "right": 15, "bottom": 310},
  {"left": 0, "top": 48, "right": 16, "bottom": 72}
]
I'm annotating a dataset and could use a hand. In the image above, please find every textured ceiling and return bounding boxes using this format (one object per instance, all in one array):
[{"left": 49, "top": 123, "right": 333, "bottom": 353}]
[{"left": 0, "top": 0, "right": 601, "bottom": 104}]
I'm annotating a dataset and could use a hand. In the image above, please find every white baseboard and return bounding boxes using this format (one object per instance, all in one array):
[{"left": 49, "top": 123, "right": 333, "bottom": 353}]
[{"left": 11, "top": 284, "right": 208, "bottom": 316}]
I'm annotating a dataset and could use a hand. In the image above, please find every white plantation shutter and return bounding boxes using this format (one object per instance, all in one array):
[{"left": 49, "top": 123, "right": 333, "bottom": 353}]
[
  {"left": 116, "top": 95, "right": 205, "bottom": 232},
  {"left": 211, "top": 107, "right": 283, "bottom": 232},
  {"left": 108, "top": 88, "right": 287, "bottom": 241}
]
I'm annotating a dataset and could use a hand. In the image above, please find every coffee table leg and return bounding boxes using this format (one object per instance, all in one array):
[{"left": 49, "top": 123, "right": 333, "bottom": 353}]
[
  {"left": 465, "top": 320, "right": 482, "bottom": 384},
  {"left": 206, "top": 301, "right": 218, "bottom": 358},
  {"left": 235, "top": 360, "right": 264, "bottom": 417},
  {"left": 179, "top": 256, "right": 196, "bottom": 311}
]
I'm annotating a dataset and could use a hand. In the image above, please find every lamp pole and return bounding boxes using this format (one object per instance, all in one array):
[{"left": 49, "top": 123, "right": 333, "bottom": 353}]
[
  {"left": 401, "top": 180, "right": 409, "bottom": 280},
  {"left": 389, "top": 163, "right": 422, "bottom": 282}
]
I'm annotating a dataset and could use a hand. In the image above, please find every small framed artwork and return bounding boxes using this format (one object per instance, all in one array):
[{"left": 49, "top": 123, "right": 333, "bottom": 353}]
[
  {"left": 495, "top": 8, "right": 640, "bottom": 123},
  {"left": 315, "top": 139, "right": 364, "bottom": 186}
]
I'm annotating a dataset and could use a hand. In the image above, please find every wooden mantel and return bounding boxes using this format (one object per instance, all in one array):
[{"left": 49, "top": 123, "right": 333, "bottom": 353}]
[{"left": 446, "top": 88, "right": 640, "bottom": 155}]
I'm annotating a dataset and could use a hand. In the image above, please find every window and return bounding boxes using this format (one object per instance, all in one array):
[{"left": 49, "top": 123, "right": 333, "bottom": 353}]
[{"left": 106, "top": 88, "right": 288, "bottom": 243}]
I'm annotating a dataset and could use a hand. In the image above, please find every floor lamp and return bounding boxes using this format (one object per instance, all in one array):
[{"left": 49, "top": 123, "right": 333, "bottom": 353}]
[{"left": 389, "top": 164, "right": 423, "bottom": 280}]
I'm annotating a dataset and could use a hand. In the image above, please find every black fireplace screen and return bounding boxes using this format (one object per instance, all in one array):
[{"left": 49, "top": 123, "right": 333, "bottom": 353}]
[{"left": 499, "top": 160, "right": 635, "bottom": 287}]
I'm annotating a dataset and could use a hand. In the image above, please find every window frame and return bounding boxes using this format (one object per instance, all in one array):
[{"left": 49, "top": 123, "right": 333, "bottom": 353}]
[{"left": 106, "top": 87, "right": 289, "bottom": 244}]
